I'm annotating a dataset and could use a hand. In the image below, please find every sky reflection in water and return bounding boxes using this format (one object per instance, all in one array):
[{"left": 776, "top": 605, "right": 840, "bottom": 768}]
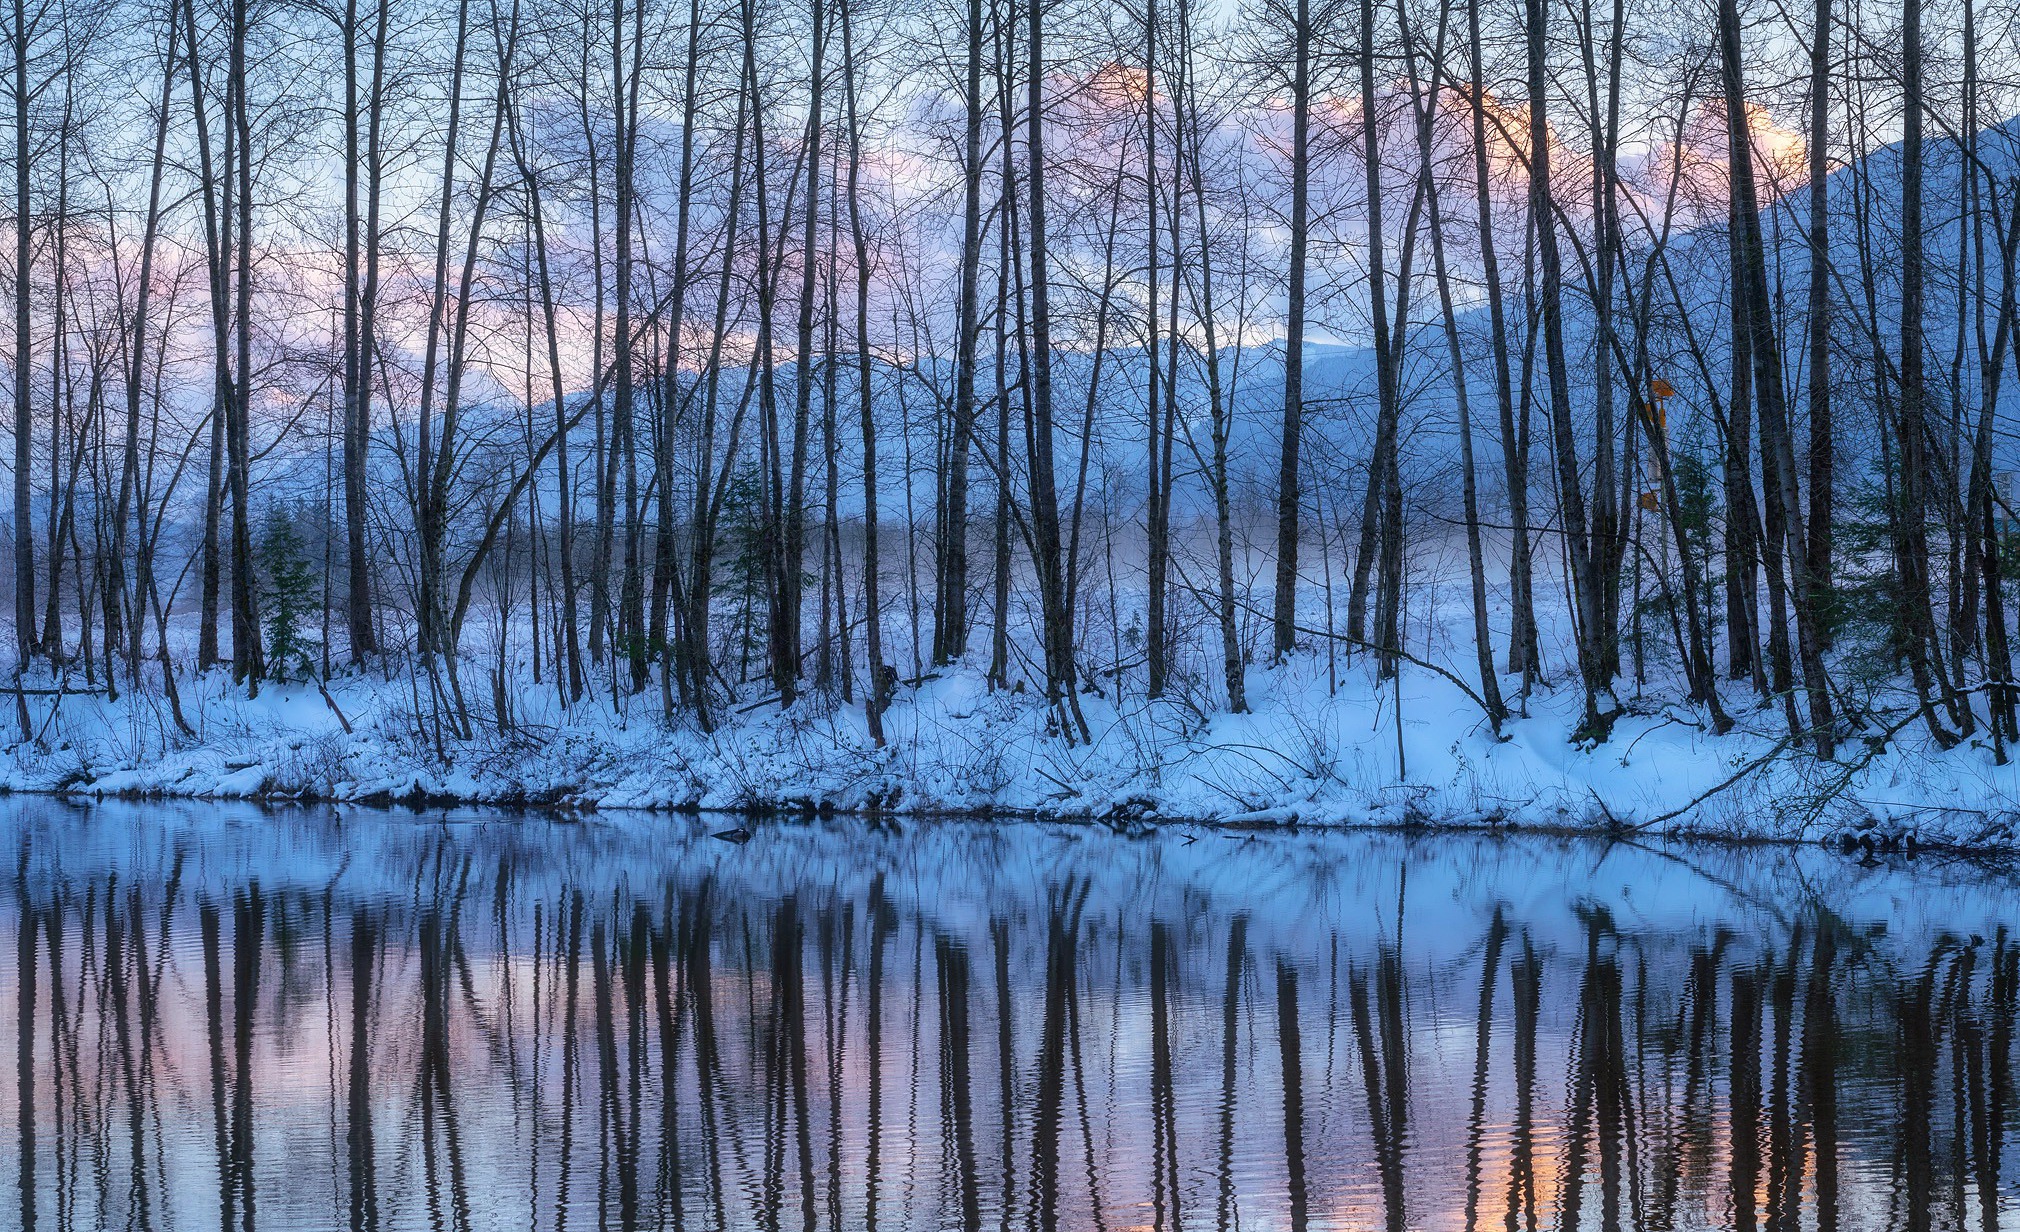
[{"left": 1, "top": 801, "right": 2017, "bottom": 1231}]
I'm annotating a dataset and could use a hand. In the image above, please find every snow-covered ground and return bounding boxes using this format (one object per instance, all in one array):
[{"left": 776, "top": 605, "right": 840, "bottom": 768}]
[
  {"left": 11, "top": 126, "right": 2018, "bottom": 848},
  {"left": 8, "top": 600, "right": 2020, "bottom": 851}
]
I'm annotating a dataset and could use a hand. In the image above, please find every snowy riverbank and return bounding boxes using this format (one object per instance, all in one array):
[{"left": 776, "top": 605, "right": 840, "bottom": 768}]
[{"left": 8, "top": 645, "right": 2020, "bottom": 850}]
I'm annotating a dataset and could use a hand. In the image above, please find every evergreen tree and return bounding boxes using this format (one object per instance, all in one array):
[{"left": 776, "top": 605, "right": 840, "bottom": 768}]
[{"left": 260, "top": 504, "right": 320, "bottom": 681}]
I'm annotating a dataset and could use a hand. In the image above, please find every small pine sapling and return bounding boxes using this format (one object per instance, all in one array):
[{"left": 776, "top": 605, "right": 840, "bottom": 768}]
[{"left": 260, "top": 504, "right": 321, "bottom": 681}]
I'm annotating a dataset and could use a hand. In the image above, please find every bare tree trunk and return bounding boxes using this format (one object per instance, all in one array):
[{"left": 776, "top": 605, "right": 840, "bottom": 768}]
[
  {"left": 1171, "top": 0, "right": 1243, "bottom": 713},
  {"left": 340, "top": 0, "right": 381, "bottom": 662},
  {"left": 109, "top": 12, "right": 178, "bottom": 686},
  {"left": 1143, "top": 0, "right": 1167, "bottom": 697},
  {"left": 653, "top": 0, "right": 704, "bottom": 716},
  {"left": 1577, "top": 0, "right": 1623, "bottom": 681},
  {"left": 185, "top": 0, "right": 226, "bottom": 672},
  {"left": 1717, "top": 0, "right": 1833, "bottom": 754},
  {"left": 988, "top": 219, "right": 1013, "bottom": 690},
  {"left": 1895, "top": 0, "right": 1958, "bottom": 746},
  {"left": 741, "top": 0, "right": 789, "bottom": 703},
  {"left": 987, "top": 0, "right": 1015, "bottom": 691},
  {"left": 1719, "top": 194, "right": 1764, "bottom": 690},
  {"left": 1346, "top": 0, "right": 1423, "bottom": 673},
  {"left": 1411, "top": 0, "right": 1503, "bottom": 730},
  {"left": 415, "top": 0, "right": 474, "bottom": 666},
  {"left": 817, "top": 261, "right": 841, "bottom": 695},
  {"left": 613, "top": 0, "right": 647, "bottom": 690},
  {"left": 779, "top": 0, "right": 827, "bottom": 706},
  {"left": 40, "top": 100, "right": 70, "bottom": 663},
  {"left": 1720, "top": 0, "right": 1794, "bottom": 731},
  {"left": 1063, "top": 159, "right": 1125, "bottom": 632},
  {"left": 1465, "top": 0, "right": 1534, "bottom": 683},
  {"left": 431, "top": 0, "right": 520, "bottom": 691},
  {"left": 1024, "top": 0, "right": 1087, "bottom": 740},
  {"left": 359, "top": 0, "right": 392, "bottom": 665},
  {"left": 1805, "top": 0, "right": 1832, "bottom": 619},
  {"left": 684, "top": 44, "right": 757, "bottom": 730},
  {"left": 227, "top": 0, "right": 262, "bottom": 687},
  {"left": 1270, "top": 0, "right": 1310, "bottom": 662},
  {"left": 1966, "top": 0, "right": 2020, "bottom": 745},
  {"left": 583, "top": 15, "right": 610, "bottom": 669},
  {"left": 839, "top": 0, "right": 885, "bottom": 742},
  {"left": 1345, "top": 0, "right": 1395, "bottom": 657},
  {"left": 1524, "top": 0, "right": 1605, "bottom": 734},
  {"left": 505, "top": 45, "right": 586, "bottom": 704},
  {"left": 933, "top": 0, "right": 985, "bottom": 667},
  {"left": 10, "top": 0, "right": 33, "bottom": 667},
  {"left": 1973, "top": 169, "right": 2020, "bottom": 744}
]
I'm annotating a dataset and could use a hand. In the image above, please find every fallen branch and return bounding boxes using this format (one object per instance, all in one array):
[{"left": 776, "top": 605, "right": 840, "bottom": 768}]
[
  {"left": 316, "top": 675, "right": 356, "bottom": 735},
  {"left": 1219, "top": 591, "right": 1507, "bottom": 730},
  {"left": 1633, "top": 684, "right": 1995, "bottom": 832},
  {"left": 1300, "top": 626, "right": 1501, "bottom": 728},
  {"left": 1629, "top": 735, "right": 1801, "bottom": 832}
]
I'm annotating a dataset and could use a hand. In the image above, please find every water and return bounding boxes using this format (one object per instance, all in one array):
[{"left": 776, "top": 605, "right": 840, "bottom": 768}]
[{"left": 0, "top": 800, "right": 2016, "bottom": 1232}]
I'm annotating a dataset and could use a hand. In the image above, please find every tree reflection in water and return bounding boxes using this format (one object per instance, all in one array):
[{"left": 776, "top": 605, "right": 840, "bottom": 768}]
[{"left": 1, "top": 802, "right": 2016, "bottom": 1231}]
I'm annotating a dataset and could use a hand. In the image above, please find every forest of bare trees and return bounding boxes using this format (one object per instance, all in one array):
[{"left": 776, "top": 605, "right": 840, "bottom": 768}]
[{"left": 6, "top": 0, "right": 2020, "bottom": 774}]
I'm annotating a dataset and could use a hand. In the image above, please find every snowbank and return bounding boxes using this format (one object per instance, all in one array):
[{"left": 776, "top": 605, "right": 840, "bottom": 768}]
[{"left": 7, "top": 641, "right": 2020, "bottom": 850}]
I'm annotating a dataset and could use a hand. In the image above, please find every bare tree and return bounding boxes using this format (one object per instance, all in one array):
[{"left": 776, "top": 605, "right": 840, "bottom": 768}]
[
  {"left": 1895, "top": 0, "right": 1957, "bottom": 746},
  {"left": 1023, "top": 0, "right": 1086, "bottom": 740},
  {"left": 1269, "top": 0, "right": 1310, "bottom": 663},
  {"left": 932, "top": 0, "right": 985, "bottom": 667}
]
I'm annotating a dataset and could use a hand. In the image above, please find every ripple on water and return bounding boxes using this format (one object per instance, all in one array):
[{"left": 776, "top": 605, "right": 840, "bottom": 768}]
[{"left": 0, "top": 799, "right": 2015, "bottom": 1231}]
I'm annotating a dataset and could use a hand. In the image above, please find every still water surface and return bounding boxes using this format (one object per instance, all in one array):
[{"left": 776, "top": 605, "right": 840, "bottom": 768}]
[{"left": 1, "top": 801, "right": 2016, "bottom": 1231}]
